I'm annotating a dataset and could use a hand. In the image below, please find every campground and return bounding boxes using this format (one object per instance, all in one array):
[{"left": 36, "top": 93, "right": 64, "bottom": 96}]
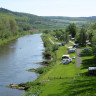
[{"left": 23, "top": 33, "right": 96, "bottom": 96}]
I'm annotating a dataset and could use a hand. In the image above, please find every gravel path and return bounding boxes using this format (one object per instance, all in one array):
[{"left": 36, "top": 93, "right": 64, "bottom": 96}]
[
  {"left": 69, "top": 41, "right": 75, "bottom": 45},
  {"left": 76, "top": 49, "right": 81, "bottom": 68},
  {"left": 49, "top": 38, "right": 54, "bottom": 44}
]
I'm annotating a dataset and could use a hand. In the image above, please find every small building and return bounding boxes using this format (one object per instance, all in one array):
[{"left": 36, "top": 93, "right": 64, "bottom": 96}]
[{"left": 88, "top": 67, "right": 96, "bottom": 75}]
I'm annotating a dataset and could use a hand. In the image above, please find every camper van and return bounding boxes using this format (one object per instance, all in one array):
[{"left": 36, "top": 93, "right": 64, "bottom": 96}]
[{"left": 62, "top": 55, "right": 72, "bottom": 64}]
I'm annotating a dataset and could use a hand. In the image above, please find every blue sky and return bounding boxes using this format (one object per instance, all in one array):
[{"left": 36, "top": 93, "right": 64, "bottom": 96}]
[{"left": 0, "top": 0, "right": 96, "bottom": 17}]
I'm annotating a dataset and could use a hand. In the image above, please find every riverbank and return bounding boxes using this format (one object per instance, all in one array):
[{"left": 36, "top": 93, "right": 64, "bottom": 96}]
[{"left": 0, "top": 29, "right": 40, "bottom": 46}]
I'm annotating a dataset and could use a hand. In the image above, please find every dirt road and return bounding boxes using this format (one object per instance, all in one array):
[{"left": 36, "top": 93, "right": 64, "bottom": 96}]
[{"left": 76, "top": 49, "right": 81, "bottom": 68}]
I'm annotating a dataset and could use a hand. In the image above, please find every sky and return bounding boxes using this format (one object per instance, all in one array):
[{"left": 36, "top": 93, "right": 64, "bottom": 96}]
[{"left": 0, "top": 0, "right": 96, "bottom": 17}]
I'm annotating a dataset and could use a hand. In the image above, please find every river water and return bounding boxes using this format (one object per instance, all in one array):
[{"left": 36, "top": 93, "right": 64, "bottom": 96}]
[{"left": 0, "top": 34, "right": 45, "bottom": 96}]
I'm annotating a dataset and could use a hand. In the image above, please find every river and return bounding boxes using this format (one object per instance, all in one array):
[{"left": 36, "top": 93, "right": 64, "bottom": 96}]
[{"left": 0, "top": 34, "right": 45, "bottom": 96}]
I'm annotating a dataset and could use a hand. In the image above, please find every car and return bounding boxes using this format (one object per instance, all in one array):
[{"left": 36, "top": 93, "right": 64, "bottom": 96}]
[
  {"left": 72, "top": 56, "right": 75, "bottom": 59},
  {"left": 62, "top": 59, "right": 70, "bottom": 64}
]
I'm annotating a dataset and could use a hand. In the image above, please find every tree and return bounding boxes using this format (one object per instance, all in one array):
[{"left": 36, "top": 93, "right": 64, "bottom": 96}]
[
  {"left": 79, "top": 25, "right": 87, "bottom": 46},
  {"left": 92, "top": 34, "right": 96, "bottom": 56},
  {"left": 91, "top": 23, "right": 96, "bottom": 30},
  {"left": 55, "top": 30, "right": 62, "bottom": 40},
  {"left": 43, "top": 30, "right": 50, "bottom": 34},
  {"left": 65, "top": 32, "right": 69, "bottom": 43},
  {"left": 66, "top": 23, "right": 77, "bottom": 38},
  {"left": 87, "top": 29, "right": 95, "bottom": 43},
  {"left": 9, "top": 19, "right": 17, "bottom": 35}
]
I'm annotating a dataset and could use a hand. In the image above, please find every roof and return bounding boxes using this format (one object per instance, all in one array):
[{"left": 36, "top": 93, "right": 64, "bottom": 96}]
[
  {"left": 88, "top": 67, "right": 96, "bottom": 71},
  {"left": 62, "top": 55, "right": 70, "bottom": 57},
  {"left": 69, "top": 48, "right": 76, "bottom": 51},
  {"left": 68, "top": 46, "right": 73, "bottom": 49}
]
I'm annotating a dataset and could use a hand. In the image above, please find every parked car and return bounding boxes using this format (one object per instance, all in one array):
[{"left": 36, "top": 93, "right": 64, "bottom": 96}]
[
  {"left": 61, "top": 43, "right": 65, "bottom": 46},
  {"left": 69, "top": 48, "right": 76, "bottom": 53},
  {"left": 55, "top": 43, "right": 62, "bottom": 46},
  {"left": 72, "top": 56, "right": 75, "bottom": 59},
  {"left": 73, "top": 44, "right": 79, "bottom": 48}
]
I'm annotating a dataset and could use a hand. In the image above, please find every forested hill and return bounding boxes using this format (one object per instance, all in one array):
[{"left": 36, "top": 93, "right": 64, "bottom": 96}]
[
  {"left": 0, "top": 8, "right": 51, "bottom": 30},
  {"left": 44, "top": 16, "right": 96, "bottom": 21},
  {"left": 44, "top": 16, "right": 96, "bottom": 28},
  {"left": 0, "top": 8, "right": 96, "bottom": 30}
]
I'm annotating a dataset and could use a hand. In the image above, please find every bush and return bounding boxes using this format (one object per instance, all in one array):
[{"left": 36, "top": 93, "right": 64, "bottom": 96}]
[
  {"left": 52, "top": 44, "right": 59, "bottom": 51},
  {"left": 81, "top": 48, "right": 93, "bottom": 56},
  {"left": 43, "top": 50, "right": 51, "bottom": 57},
  {"left": 36, "top": 67, "right": 45, "bottom": 74},
  {"left": 26, "top": 81, "right": 41, "bottom": 87}
]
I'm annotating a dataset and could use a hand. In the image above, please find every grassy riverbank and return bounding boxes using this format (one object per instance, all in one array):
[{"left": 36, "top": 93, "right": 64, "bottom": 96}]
[{"left": 23, "top": 33, "right": 96, "bottom": 96}]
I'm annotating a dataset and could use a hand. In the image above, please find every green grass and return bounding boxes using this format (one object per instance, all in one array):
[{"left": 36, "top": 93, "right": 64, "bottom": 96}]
[
  {"left": 39, "top": 46, "right": 96, "bottom": 96},
  {"left": 67, "top": 42, "right": 74, "bottom": 47},
  {"left": 40, "top": 79, "right": 74, "bottom": 96},
  {"left": 40, "top": 46, "right": 76, "bottom": 80}
]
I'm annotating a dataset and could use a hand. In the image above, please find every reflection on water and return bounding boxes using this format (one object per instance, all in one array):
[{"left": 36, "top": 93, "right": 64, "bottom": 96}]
[{"left": 0, "top": 34, "right": 45, "bottom": 96}]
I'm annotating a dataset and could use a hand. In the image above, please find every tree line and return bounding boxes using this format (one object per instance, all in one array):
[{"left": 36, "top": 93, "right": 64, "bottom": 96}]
[
  {"left": 0, "top": 14, "right": 18, "bottom": 40},
  {"left": 43, "top": 22, "right": 96, "bottom": 56}
]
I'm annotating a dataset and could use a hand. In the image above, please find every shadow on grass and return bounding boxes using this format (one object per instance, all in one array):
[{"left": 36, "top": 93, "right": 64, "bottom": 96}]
[
  {"left": 81, "top": 49, "right": 93, "bottom": 57},
  {"left": 81, "top": 57, "right": 96, "bottom": 69},
  {"left": 47, "top": 77, "right": 96, "bottom": 96}
]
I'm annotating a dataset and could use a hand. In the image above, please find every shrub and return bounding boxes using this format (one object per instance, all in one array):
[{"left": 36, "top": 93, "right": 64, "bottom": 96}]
[
  {"left": 36, "top": 67, "right": 45, "bottom": 74},
  {"left": 52, "top": 44, "right": 59, "bottom": 51}
]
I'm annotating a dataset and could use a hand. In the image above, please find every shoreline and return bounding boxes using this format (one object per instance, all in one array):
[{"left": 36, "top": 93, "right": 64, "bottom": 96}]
[{"left": 0, "top": 29, "right": 40, "bottom": 46}]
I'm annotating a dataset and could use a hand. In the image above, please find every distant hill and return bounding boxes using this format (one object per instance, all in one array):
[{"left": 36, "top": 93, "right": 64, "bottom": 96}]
[
  {"left": 0, "top": 8, "right": 96, "bottom": 29},
  {"left": 44, "top": 16, "right": 96, "bottom": 28},
  {"left": 44, "top": 16, "right": 96, "bottom": 21}
]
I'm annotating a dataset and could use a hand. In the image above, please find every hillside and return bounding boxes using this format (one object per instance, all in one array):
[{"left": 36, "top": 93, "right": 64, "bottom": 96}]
[
  {"left": 0, "top": 8, "right": 51, "bottom": 30},
  {"left": 44, "top": 16, "right": 96, "bottom": 28},
  {"left": 0, "top": 8, "right": 96, "bottom": 29}
]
